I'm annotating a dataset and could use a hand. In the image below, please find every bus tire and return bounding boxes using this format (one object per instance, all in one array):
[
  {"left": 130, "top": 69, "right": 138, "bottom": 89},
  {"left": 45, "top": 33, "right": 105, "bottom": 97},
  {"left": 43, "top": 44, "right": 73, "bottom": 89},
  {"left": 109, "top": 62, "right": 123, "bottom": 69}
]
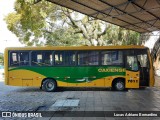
[
  {"left": 42, "top": 79, "right": 57, "bottom": 92},
  {"left": 114, "top": 80, "right": 125, "bottom": 91}
]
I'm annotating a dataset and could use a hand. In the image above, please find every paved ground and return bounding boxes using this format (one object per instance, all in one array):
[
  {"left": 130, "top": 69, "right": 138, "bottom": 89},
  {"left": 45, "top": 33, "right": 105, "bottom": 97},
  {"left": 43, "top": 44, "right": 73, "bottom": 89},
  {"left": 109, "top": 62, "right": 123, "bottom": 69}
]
[{"left": 0, "top": 76, "right": 160, "bottom": 120}]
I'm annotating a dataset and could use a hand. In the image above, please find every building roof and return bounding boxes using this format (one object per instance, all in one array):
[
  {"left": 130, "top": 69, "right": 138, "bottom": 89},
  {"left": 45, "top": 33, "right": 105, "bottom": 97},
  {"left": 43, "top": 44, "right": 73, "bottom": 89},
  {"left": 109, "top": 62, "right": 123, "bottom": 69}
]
[{"left": 48, "top": 0, "right": 160, "bottom": 33}]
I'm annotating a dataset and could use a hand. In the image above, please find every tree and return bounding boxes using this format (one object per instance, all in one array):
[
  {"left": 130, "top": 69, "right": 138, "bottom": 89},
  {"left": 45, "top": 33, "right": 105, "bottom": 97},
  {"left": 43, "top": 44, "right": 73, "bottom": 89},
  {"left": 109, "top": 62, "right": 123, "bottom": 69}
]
[
  {"left": 45, "top": 27, "right": 84, "bottom": 46},
  {"left": 104, "top": 24, "right": 140, "bottom": 45},
  {"left": 5, "top": 0, "right": 107, "bottom": 46},
  {"left": 0, "top": 53, "right": 4, "bottom": 65},
  {"left": 5, "top": 0, "right": 56, "bottom": 46},
  {"left": 5, "top": 0, "right": 140, "bottom": 46}
]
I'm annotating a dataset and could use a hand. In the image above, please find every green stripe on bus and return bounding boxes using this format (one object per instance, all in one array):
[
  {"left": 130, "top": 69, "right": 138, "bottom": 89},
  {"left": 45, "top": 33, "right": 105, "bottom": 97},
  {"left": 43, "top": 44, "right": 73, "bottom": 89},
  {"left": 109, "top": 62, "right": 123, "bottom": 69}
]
[{"left": 9, "top": 66, "right": 126, "bottom": 83}]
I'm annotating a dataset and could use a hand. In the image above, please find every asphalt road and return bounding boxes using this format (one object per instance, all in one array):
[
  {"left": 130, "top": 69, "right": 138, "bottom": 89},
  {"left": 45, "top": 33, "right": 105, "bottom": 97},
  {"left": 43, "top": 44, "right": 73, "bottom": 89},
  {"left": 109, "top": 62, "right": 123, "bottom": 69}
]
[{"left": 1, "top": 77, "right": 160, "bottom": 120}]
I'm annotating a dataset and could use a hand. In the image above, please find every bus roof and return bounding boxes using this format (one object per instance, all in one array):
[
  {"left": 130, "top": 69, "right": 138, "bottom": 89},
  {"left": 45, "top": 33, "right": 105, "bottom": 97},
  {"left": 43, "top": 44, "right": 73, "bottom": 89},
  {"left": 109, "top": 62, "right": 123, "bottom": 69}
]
[{"left": 5, "top": 45, "right": 148, "bottom": 51}]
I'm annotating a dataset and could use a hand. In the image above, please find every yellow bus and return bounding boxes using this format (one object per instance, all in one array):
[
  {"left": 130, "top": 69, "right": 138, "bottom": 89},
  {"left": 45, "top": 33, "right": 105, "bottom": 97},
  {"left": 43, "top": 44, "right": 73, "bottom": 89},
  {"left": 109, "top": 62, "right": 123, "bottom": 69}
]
[{"left": 4, "top": 45, "right": 154, "bottom": 92}]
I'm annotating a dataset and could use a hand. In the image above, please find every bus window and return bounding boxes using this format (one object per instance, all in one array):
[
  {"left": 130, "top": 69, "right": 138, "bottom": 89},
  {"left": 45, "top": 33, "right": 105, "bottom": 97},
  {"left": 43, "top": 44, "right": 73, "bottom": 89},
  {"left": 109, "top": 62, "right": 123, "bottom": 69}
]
[
  {"left": 77, "top": 51, "right": 99, "bottom": 66},
  {"left": 126, "top": 56, "right": 138, "bottom": 71},
  {"left": 101, "top": 51, "right": 123, "bottom": 65},
  {"left": 10, "top": 52, "right": 29, "bottom": 66},
  {"left": 88, "top": 51, "right": 99, "bottom": 65},
  {"left": 54, "top": 51, "right": 64, "bottom": 65},
  {"left": 19, "top": 52, "right": 29, "bottom": 66},
  {"left": 31, "top": 52, "right": 43, "bottom": 66},
  {"left": 65, "top": 51, "right": 76, "bottom": 66},
  {"left": 137, "top": 52, "right": 149, "bottom": 68},
  {"left": 10, "top": 52, "right": 19, "bottom": 66},
  {"left": 44, "top": 52, "right": 53, "bottom": 66},
  {"left": 78, "top": 51, "right": 88, "bottom": 65},
  {"left": 31, "top": 51, "right": 53, "bottom": 66}
]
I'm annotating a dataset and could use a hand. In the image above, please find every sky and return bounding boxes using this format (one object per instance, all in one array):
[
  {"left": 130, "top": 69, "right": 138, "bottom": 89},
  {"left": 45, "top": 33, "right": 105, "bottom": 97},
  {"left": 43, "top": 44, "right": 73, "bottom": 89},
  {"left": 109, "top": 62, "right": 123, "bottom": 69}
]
[
  {"left": 0, "top": 0, "right": 23, "bottom": 53},
  {"left": 0, "top": 0, "right": 159, "bottom": 54}
]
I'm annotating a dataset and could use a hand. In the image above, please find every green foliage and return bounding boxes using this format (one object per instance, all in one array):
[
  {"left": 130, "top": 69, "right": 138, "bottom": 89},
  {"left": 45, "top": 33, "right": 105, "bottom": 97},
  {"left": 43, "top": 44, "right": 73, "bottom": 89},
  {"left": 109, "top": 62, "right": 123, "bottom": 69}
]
[
  {"left": 5, "top": 0, "right": 53, "bottom": 46},
  {"left": 0, "top": 53, "right": 4, "bottom": 65},
  {"left": 45, "top": 27, "right": 85, "bottom": 46},
  {"left": 104, "top": 24, "right": 140, "bottom": 45},
  {"left": 5, "top": 0, "right": 141, "bottom": 46}
]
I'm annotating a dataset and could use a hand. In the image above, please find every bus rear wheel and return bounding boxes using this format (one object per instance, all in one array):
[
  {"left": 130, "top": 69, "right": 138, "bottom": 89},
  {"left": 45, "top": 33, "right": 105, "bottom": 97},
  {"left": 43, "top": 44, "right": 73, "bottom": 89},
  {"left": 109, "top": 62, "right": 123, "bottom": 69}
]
[
  {"left": 42, "top": 79, "right": 57, "bottom": 92},
  {"left": 114, "top": 80, "right": 125, "bottom": 91}
]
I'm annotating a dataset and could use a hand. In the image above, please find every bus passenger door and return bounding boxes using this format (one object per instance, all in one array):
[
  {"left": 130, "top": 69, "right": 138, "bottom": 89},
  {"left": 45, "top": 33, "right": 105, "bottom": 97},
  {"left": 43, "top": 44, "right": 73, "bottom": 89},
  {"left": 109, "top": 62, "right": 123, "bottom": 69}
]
[
  {"left": 125, "top": 55, "right": 140, "bottom": 88},
  {"left": 136, "top": 50, "right": 150, "bottom": 86}
]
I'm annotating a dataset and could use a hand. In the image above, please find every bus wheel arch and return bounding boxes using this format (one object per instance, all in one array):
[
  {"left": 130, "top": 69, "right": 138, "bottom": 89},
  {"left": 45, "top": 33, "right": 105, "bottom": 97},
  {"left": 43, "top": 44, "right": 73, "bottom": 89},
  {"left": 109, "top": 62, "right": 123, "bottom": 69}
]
[
  {"left": 112, "top": 78, "right": 125, "bottom": 91},
  {"left": 41, "top": 78, "right": 57, "bottom": 92}
]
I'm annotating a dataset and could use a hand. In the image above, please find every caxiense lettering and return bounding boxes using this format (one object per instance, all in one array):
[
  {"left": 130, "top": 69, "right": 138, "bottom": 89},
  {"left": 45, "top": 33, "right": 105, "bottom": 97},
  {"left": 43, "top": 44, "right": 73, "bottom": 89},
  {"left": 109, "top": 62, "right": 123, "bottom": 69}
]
[{"left": 98, "top": 68, "right": 125, "bottom": 72}]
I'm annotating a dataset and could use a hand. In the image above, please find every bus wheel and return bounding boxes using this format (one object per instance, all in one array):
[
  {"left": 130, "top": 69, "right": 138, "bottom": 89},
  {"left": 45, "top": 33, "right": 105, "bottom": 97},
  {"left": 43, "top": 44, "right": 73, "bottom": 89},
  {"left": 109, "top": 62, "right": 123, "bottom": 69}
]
[
  {"left": 42, "top": 79, "right": 57, "bottom": 92},
  {"left": 114, "top": 80, "right": 125, "bottom": 91}
]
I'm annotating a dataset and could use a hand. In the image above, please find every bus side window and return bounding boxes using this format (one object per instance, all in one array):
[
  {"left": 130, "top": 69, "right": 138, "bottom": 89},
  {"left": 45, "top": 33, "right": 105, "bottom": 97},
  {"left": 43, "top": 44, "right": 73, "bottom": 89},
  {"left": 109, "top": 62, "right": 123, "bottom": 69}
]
[
  {"left": 101, "top": 51, "right": 123, "bottom": 65},
  {"left": 19, "top": 52, "right": 29, "bottom": 66},
  {"left": 44, "top": 52, "right": 52, "bottom": 66},
  {"left": 88, "top": 51, "right": 99, "bottom": 65},
  {"left": 54, "top": 51, "right": 64, "bottom": 66},
  {"left": 65, "top": 51, "right": 76, "bottom": 66},
  {"left": 10, "top": 52, "right": 19, "bottom": 66},
  {"left": 31, "top": 52, "right": 43, "bottom": 66},
  {"left": 78, "top": 51, "right": 88, "bottom": 65}
]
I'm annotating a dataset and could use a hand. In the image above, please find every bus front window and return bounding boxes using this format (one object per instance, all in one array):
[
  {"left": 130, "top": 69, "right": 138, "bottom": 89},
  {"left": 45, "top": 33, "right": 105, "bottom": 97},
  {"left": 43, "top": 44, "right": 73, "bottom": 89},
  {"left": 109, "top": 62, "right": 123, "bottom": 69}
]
[{"left": 126, "top": 56, "right": 138, "bottom": 71}]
